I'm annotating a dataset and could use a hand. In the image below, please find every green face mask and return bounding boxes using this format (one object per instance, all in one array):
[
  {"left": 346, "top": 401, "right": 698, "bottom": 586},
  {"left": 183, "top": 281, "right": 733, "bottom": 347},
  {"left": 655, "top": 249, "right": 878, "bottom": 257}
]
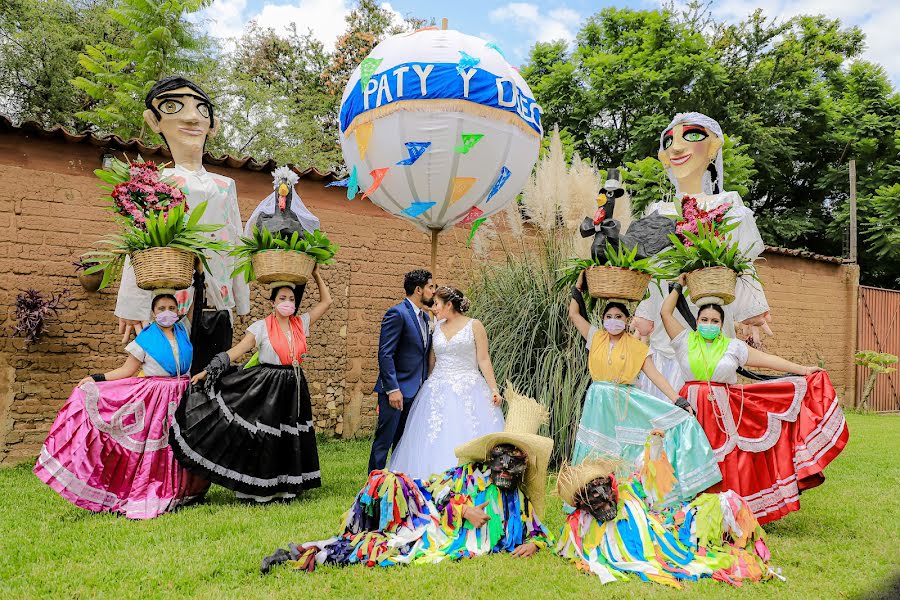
[{"left": 697, "top": 324, "right": 721, "bottom": 340}]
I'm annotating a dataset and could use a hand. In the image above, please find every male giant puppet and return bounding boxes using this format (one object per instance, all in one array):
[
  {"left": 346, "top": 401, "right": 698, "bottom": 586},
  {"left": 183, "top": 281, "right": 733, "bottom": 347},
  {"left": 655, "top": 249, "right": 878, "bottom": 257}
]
[
  {"left": 261, "top": 385, "right": 554, "bottom": 573},
  {"left": 114, "top": 76, "right": 250, "bottom": 371}
]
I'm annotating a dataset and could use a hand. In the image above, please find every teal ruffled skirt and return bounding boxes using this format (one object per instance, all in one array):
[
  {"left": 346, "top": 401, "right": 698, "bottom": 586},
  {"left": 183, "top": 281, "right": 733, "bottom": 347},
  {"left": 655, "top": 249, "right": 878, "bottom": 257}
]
[{"left": 572, "top": 381, "right": 721, "bottom": 505}]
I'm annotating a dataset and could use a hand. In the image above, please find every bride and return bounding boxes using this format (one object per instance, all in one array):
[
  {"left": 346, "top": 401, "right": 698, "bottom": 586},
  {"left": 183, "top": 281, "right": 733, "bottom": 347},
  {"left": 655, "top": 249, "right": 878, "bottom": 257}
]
[{"left": 389, "top": 285, "right": 504, "bottom": 479}]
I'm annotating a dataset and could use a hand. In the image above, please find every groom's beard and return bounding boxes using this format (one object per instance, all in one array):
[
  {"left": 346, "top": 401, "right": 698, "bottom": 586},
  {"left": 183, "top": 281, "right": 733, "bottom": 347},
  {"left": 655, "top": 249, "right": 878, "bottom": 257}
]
[{"left": 421, "top": 296, "right": 435, "bottom": 307}]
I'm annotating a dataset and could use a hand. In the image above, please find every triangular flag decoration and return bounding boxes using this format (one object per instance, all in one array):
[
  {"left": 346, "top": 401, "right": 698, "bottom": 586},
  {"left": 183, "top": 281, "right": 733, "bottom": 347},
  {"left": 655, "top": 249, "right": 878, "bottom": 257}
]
[
  {"left": 453, "top": 133, "right": 484, "bottom": 154},
  {"left": 401, "top": 201, "right": 436, "bottom": 218},
  {"left": 485, "top": 166, "right": 511, "bottom": 203},
  {"left": 347, "top": 166, "right": 359, "bottom": 200},
  {"left": 457, "top": 51, "right": 481, "bottom": 74},
  {"left": 461, "top": 206, "right": 484, "bottom": 225},
  {"left": 466, "top": 217, "right": 487, "bottom": 247},
  {"left": 396, "top": 142, "right": 431, "bottom": 166},
  {"left": 356, "top": 122, "right": 374, "bottom": 160},
  {"left": 359, "top": 57, "right": 383, "bottom": 93},
  {"left": 362, "top": 168, "right": 390, "bottom": 200},
  {"left": 449, "top": 177, "right": 477, "bottom": 204},
  {"left": 326, "top": 178, "right": 349, "bottom": 188},
  {"left": 485, "top": 41, "right": 505, "bottom": 58}
]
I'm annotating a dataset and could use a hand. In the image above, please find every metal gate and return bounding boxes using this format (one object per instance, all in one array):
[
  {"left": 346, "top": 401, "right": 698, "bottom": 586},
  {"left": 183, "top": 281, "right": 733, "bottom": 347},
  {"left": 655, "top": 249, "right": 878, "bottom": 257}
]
[{"left": 856, "top": 286, "right": 900, "bottom": 412}]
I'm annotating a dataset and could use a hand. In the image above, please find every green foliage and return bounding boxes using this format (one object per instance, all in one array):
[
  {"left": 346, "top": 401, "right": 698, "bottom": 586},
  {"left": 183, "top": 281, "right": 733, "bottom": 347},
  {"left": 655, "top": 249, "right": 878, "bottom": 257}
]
[
  {"left": 83, "top": 201, "right": 227, "bottom": 289},
  {"left": 71, "top": 0, "right": 212, "bottom": 141},
  {"left": 558, "top": 242, "right": 658, "bottom": 289},
  {"left": 231, "top": 226, "right": 339, "bottom": 282},
  {"left": 656, "top": 221, "right": 756, "bottom": 279},
  {"left": 854, "top": 351, "right": 898, "bottom": 373},
  {"left": 521, "top": 5, "right": 900, "bottom": 287}
]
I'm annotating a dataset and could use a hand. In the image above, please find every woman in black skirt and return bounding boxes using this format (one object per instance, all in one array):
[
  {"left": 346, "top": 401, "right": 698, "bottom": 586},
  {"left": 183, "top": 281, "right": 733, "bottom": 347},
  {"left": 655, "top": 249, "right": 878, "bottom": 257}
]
[{"left": 170, "top": 266, "right": 332, "bottom": 502}]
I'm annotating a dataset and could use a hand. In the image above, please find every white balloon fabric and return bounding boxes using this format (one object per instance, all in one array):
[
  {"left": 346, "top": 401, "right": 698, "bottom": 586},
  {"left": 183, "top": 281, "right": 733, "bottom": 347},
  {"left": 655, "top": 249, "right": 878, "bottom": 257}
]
[{"left": 338, "top": 28, "right": 542, "bottom": 233}]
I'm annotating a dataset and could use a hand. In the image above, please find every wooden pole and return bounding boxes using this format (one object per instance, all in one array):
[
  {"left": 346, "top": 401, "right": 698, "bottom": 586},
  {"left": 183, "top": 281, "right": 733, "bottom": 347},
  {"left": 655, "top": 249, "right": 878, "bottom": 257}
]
[
  {"left": 441, "top": 17, "right": 448, "bottom": 30},
  {"left": 849, "top": 160, "right": 858, "bottom": 264},
  {"left": 430, "top": 229, "right": 440, "bottom": 276}
]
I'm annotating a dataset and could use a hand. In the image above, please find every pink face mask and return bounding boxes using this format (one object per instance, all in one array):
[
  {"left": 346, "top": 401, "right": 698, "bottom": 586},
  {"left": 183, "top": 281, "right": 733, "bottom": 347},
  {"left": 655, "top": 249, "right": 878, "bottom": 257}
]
[
  {"left": 276, "top": 301, "right": 295, "bottom": 317},
  {"left": 603, "top": 318, "right": 627, "bottom": 335},
  {"left": 155, "top": 310, "right": 179, "bottom": 328}
]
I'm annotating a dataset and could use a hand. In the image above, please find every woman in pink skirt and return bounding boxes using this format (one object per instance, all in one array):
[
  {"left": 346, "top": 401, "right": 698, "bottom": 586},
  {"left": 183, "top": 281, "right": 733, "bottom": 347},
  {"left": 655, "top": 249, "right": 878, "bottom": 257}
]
[{"left": 34, "top": 291, "right": 208, "bottom": 519}]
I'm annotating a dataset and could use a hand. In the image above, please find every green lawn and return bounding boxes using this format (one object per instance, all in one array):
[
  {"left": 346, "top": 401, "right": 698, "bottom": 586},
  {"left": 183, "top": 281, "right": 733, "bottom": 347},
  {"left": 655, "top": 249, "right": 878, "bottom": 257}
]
[{"left": 2, "top": 413, "right": 898, "bottom": 599}]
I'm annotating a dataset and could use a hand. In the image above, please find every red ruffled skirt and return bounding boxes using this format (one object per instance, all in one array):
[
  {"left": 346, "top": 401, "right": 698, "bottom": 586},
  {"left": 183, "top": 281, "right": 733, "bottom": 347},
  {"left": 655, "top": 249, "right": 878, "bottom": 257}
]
[{"left": 680, "top": 371, "right": 848, "bottom": 524}]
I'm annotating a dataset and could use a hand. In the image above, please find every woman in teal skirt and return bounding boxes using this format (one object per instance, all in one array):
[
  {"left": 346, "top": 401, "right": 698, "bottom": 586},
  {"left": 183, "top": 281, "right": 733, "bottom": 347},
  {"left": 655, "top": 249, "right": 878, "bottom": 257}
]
[{"left": 567, "top": 277, "right": 721, "bottom": 505}]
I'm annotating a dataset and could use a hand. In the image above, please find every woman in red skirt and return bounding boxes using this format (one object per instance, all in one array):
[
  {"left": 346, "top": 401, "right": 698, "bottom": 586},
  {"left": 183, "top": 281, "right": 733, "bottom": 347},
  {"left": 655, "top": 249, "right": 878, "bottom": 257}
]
[{"left": 660, "top": 278, "right": 849, "bottom": 524}]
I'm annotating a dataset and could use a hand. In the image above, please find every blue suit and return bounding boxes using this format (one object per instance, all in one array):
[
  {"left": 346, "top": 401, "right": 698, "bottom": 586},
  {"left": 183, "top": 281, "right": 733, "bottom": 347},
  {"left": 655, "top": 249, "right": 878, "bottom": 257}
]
[{"left": 367, "top": 299, "right": 431, "bottom": 472}]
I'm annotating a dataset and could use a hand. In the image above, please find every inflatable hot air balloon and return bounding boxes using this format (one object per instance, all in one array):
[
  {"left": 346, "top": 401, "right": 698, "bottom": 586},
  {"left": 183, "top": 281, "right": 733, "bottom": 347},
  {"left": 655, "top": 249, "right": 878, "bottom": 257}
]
[{"left": 336, "top": 26, "right": 542, "bottom": 269}]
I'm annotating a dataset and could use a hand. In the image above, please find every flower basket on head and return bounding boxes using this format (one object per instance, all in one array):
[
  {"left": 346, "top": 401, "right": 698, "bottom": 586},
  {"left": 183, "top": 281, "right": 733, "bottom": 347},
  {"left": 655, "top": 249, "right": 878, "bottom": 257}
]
[
  {"left": 560, "top": 242, "right": 655, "bottom": 301},
  {"left": 657, "top": 220, "right": 755, "bottom": 307},
  {"left": 81, "top": 158, "right": 228, "bottom": 290},
  {"left": 232, "top": 227, "right": 338, "bottom": 287}
]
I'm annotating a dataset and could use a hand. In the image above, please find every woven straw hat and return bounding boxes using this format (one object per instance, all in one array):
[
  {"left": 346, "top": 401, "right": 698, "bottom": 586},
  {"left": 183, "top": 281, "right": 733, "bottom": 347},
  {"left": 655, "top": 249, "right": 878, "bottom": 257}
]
[
  {"left": 555, "top": 458, "right": 621, "bottom": 508},
  {"left": 454, "top": 381, "right": 554, "bottom": 517}
]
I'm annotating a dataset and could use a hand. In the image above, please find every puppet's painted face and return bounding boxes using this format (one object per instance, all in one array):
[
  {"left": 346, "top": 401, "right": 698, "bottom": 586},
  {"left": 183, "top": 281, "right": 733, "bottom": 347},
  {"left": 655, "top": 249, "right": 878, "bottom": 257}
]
[
  {"left": 576, "top": 476, "right": 618, "bottom": 523},
  {"left": 658, "top": 123, "right": 720, "bottom": 185},
  {"left": 146, "top": 86, "right": 215, "bottom": 155},
  {"left": 489, "top": 443, "right": 527, "bottom": 491},
  {"left": 593, "top": 185, "right": 624, "bottom": 224}
]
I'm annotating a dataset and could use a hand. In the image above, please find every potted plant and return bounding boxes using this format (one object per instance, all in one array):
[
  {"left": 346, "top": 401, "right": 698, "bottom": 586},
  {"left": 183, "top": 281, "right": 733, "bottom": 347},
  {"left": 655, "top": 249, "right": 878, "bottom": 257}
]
[
  {"left": 73, "top": 259, "right": 103, "bottom": 292},
  {"left": 559, "top": 242, "right": 656, "bottom": 301},
  {"left": 232, "top": 226, "right": 339, "bottom": 285},
  {"left": 13, "top": 288, "right": 69, "bottom": 345},
  {"left": 83, "top": 157, "right": 226, "bottom": 290},
  {"left": 656, "top": 220, "right": 756, "bottom": 306},
  {"left": 83, "top": 201, "right": 229, "bottom": 290}
]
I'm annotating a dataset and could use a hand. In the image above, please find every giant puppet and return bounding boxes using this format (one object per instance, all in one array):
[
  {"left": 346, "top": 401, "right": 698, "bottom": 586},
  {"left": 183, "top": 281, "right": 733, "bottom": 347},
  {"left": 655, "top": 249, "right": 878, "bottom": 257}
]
[{"left": 114, "top": 76, "right": 250, "bottom": 372}]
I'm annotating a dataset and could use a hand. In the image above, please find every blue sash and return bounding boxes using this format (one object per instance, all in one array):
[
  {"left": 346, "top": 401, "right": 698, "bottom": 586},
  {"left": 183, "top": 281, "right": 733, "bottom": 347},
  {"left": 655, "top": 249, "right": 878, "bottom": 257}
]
[{"left": 134, "top": 322, "right": 193, "bottom": 376}]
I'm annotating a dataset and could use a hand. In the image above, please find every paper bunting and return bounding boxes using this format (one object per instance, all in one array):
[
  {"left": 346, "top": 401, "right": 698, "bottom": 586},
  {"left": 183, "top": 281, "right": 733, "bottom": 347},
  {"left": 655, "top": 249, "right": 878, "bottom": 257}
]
[
  {"left": 401, "top": 201, "right": 436, "bottom": 218},
  {"left": 362, "top": 168, "right": 390, "bottom": 200},
  {"left": 485, "top": 166, "right": 511, "bottom": 203},
  {"left": 396, "top": 141, "right": 431, "bottom": 166},
  {"left": 359, "top": 57, "right": 383, "bottom": 93},
  {"left": 457, "top": 51, "right": 481, "bottom": 75},
  {"left": 347, "top": 166, "right": 359, "bottom": 200},
  {"left": 326, "top": 178, "right": 349, "bottom": 188},
  {"left": 449, "top": 177, "right": 477, "bottom": 204},
  {"left": 356, "top": 122, "right": 374, "bottom": 160},
  {"left": 466, "top": 217, "right": 487, "bottom": 247},
  {"left": 485, "top": 41, "right": 505, "bottom": 58},
  {"left": 453, "top": 133, "right": 484, "bottom": 154},
  {"left": 461, "top": 206, "right": 484, "bottom": 225}
]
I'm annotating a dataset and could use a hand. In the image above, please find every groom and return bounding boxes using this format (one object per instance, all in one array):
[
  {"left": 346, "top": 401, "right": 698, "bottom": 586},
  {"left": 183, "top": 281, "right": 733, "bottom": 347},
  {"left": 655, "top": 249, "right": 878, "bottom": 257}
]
[{"left": 367, "top": 269, "right": 437, "bottom": 473}]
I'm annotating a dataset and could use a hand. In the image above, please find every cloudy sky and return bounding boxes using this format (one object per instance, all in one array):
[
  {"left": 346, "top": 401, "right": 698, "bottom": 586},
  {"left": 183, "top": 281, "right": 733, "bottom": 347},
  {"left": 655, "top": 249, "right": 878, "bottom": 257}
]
[{"left": 199, "top": 0, "right": 900, "bottom": 85}]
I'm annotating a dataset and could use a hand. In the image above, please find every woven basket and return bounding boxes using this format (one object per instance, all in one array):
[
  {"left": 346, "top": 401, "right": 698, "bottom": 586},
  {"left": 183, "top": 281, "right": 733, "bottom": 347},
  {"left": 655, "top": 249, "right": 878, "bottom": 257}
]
[
  {"left": 131, "top": 247, "right": 194, "bottom": 291},
  {"left": 685, "top": 266, "right": 737, "bottom": 306},
  {"left": 77, "top": 270, "right": 104, "bottom": 293},
  {"left": 584, "top": 265, "right": 651, "bottom": 301},
  {"left": 252, "top": 250, "right": 315, "bottom": 286}
]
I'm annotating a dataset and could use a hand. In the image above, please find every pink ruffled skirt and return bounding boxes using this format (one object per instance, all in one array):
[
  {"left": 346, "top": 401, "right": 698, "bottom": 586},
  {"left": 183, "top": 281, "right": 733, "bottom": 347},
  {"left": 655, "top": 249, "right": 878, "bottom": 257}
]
[{"left": 34, "top": 376, "right": 209, "bottom": 519}]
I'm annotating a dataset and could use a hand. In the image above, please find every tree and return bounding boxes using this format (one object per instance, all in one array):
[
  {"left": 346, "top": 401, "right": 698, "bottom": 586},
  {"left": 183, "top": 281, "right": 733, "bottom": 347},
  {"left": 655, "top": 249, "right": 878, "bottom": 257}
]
[
  {"left": 0, "top": 0, "right": 125, "bottom": 128},
  {"left": 71, "top": 0, "right": 212, "bottom": 141}
]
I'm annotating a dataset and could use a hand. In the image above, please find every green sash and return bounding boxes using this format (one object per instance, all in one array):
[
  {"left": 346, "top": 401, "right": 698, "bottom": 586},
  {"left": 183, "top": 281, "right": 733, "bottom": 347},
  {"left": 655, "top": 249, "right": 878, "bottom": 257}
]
[{"left": 686, "top": 330, "right": 728, "bottom": 381}]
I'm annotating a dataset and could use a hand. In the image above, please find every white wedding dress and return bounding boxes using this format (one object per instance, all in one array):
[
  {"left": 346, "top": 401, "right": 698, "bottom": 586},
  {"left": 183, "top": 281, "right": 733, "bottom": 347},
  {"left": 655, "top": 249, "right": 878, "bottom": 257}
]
[{"left": 388, "top": 319, "right": 504, "bottom": 480}]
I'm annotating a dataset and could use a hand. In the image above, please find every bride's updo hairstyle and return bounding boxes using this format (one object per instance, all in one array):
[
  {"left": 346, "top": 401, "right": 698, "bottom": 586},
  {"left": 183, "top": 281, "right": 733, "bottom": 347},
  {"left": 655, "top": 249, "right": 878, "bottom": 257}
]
[{"left": 435, "top": 286, "right": 471, "bottom": 314}]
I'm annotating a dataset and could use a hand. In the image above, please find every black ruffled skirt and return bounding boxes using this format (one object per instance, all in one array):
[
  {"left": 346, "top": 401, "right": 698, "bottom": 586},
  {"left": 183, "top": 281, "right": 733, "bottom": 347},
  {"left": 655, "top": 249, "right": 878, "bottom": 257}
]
[{"left": 170, "top": 364, "right": 321, "bottom": 498}]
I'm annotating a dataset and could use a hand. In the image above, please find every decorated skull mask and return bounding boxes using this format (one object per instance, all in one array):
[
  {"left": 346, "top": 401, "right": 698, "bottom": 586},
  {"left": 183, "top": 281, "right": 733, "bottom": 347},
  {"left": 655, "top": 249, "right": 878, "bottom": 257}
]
[
  {"left": 488, "top": 443, "right": 528, "bottom": 490},
  {"left": 576, "top": 475, "right": 618, "bottom": 523}
]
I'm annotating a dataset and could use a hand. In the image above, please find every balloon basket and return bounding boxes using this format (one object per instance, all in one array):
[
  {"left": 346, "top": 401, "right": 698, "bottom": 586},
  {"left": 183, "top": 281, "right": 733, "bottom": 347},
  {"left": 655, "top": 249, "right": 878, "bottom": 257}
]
[
  {"left": 585, "top": 265, "right": 650, "bottom": 300},
  {"left": 684, "top": 266, "right": 737, "bottom": 306},
  {"left": 131, "top": 247, "right": 194, "bottom": 291},
  {"left": 253, "top": 250, "right": 315, "bottom": 286}
]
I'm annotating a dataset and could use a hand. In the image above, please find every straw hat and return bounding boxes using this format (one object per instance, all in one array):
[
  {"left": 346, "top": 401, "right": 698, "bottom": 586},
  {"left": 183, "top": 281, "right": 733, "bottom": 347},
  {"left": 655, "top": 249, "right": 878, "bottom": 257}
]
[
  {"left": 454, "top": 381, "right": 554, "bottom": 517},
  {"left": 555, "top": 458, "right": 621, "bottom": 508}
]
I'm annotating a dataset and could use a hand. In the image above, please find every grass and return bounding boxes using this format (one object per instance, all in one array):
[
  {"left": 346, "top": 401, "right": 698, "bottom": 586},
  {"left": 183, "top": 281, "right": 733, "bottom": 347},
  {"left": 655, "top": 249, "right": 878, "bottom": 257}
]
[{"left": 2, "top": 414, "right": 898, "bottom": 599}]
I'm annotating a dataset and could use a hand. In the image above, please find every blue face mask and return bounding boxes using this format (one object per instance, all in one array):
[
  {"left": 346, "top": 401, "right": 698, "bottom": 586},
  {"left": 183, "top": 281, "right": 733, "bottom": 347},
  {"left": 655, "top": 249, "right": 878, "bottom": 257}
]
[{"left": 698, "top": 324, "right": 721, "bottom": 340}]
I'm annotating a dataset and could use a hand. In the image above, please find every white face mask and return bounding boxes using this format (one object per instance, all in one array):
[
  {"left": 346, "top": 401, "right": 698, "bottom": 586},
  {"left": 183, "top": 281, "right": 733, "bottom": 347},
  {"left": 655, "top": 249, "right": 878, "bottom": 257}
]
[{"left": 603, "top": 318, "right": 626, "bottom": 335}]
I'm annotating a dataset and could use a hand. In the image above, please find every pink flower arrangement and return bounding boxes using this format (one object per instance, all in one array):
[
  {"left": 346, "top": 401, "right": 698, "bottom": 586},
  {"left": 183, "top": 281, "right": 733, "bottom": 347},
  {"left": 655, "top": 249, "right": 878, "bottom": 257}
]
[
  {"left": 107, "top": 161, "right": 187, "bottom": 229},
  {"left": 675, "top": 195, "right": 731, "bottom": 246}
]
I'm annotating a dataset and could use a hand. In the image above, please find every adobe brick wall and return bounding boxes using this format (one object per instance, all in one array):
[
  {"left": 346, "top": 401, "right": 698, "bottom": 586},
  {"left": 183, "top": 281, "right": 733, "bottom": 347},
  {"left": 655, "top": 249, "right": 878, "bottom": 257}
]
[{"left": 0, "top": 130, "right": 860, "bottom": 464}]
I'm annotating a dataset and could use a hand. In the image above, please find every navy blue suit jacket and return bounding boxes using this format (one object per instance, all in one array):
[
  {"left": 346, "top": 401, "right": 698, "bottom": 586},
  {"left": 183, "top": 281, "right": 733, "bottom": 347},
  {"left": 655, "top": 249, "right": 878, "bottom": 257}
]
[{"left": 374, "top": 300, "right": 431, "bottom": 398}]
